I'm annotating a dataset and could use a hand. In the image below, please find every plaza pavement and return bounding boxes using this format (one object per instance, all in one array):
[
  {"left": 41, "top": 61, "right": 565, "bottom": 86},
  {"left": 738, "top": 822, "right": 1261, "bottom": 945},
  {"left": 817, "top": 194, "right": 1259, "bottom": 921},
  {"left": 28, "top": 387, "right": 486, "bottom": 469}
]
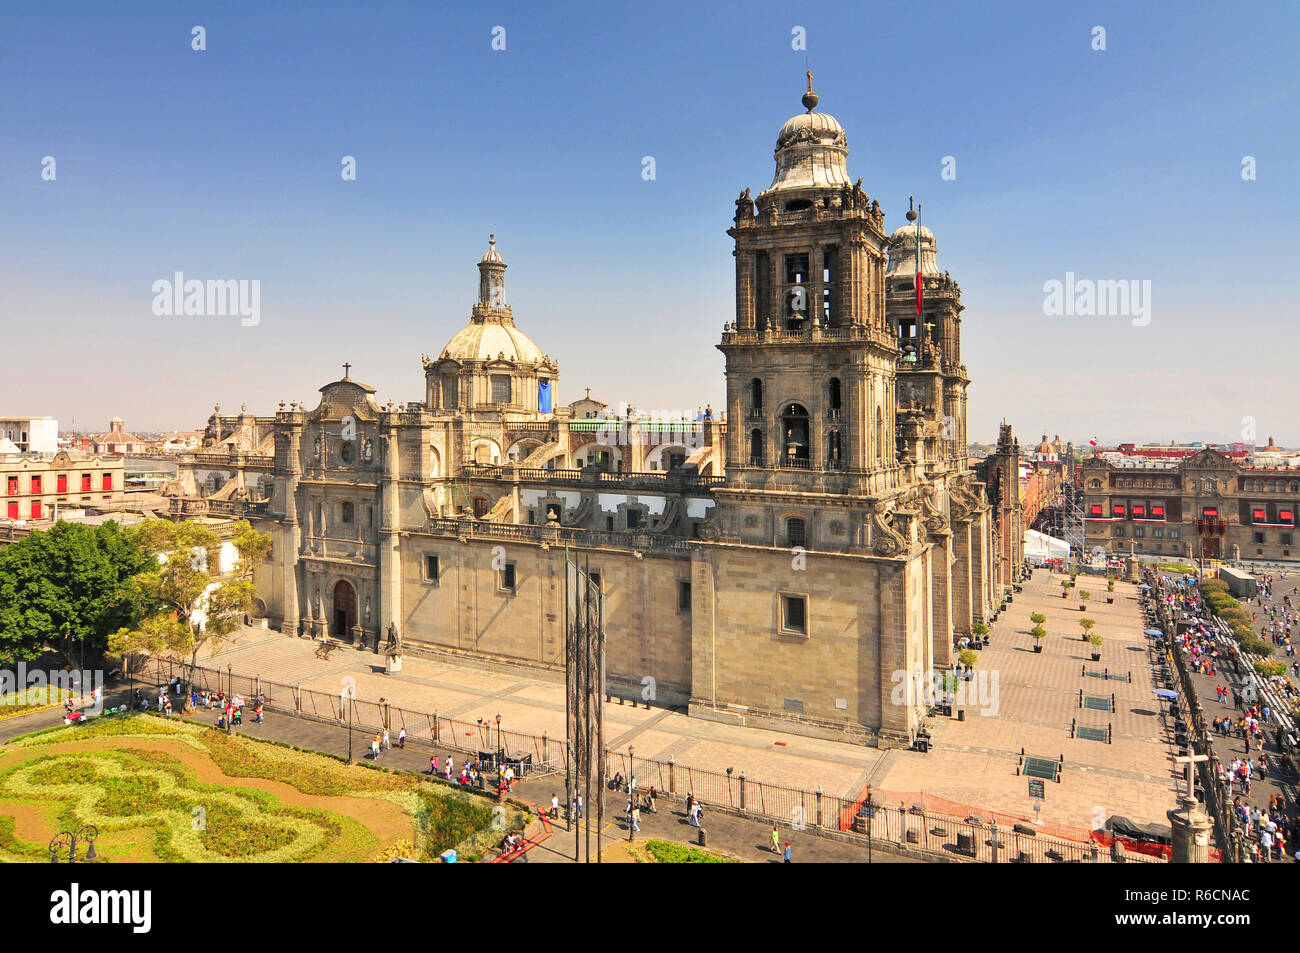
[
  {"left": 188, "top": 569, "right": 1183, "bottom": 836},
  {"left": 874, "top": 569, "right": 1183, "bottom": 831},
  {"left": 200, "top": 626, "right": 891, "bottom": 805}
]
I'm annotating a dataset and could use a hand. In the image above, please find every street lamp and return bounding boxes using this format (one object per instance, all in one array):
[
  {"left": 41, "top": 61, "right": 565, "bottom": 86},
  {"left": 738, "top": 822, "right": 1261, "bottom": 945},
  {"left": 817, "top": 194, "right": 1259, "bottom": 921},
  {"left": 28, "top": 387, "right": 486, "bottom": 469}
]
[
  {"left": 628, "top": 745, "right": 636, "bottom": 841},
  {"left": 49, "top": 825, "right": 98, "bottom": 863},
  {"left": 495, "top": 714, "right": 502, "bottom": 774}
]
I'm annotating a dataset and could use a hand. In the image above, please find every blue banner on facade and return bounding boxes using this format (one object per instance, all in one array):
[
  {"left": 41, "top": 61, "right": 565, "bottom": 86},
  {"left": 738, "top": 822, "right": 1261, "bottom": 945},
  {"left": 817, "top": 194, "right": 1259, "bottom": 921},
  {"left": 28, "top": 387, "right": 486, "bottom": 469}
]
[{"left": 538, "top": 379, "right": 552, "bottom": 413}]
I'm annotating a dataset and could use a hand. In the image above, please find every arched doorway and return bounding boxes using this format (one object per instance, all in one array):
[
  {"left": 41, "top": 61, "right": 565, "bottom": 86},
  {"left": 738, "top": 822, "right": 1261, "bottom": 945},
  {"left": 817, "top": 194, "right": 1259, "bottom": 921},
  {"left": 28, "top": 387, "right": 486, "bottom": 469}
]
[{"left": 332, "top": 580, "right": 357, "bottom": 639}]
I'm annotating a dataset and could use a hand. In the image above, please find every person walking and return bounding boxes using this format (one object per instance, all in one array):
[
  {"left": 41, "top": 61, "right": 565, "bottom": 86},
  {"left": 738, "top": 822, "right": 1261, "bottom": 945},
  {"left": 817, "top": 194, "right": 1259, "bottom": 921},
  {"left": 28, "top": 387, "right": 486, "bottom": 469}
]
[
  {"left": 771, "top": 825, "right": 781, "bottom": 853},
  {"left": 382, "top": 728, "right": 391, "bottom": 750},
  {"left": 370, "top": 735, "right": 381, "bottom": 760},
  {"left": 574, "top": 792, "right": 584, "bottom": 820},
  {"left": 631, "top": 805, "right": 640, "bottom": 833},
  {"left": 550, "top": 794, "right": 560, "bottom": 820},
  {"left": 783, "top": 842, "right": 792, "bottom": 864},
  {"left": 398, "top": 727, "right": 406, "bottom": 749}
]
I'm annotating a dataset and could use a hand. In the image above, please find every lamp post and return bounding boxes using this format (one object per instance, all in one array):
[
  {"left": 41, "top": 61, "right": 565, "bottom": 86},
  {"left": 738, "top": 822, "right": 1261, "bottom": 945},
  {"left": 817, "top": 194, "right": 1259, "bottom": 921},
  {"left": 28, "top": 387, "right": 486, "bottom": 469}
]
[
  {"left": 495, "top": 713, "right": 503, "bottom": 774},
  {"left": 628, "top": 745, "right": 635, "bottom": 841},
  {"left": 49, "top": 825, "right": 98, "bottom": 864},
  {"left": 346, "top": 689, "right": 354, "bottom": 763}
]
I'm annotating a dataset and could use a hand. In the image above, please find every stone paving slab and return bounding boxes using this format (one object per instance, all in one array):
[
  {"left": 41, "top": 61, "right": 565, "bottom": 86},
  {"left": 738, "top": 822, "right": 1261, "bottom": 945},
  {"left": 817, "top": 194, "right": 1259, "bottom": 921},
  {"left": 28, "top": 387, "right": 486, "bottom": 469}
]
[{"left": 876, "top": 569, "right": 1180, "bottom": 829}]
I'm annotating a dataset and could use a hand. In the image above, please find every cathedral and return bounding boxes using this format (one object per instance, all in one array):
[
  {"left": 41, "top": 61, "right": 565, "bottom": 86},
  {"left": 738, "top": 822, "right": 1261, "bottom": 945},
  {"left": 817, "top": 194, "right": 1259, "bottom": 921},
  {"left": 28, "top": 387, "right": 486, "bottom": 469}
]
[{"left": 172, "top": 79, "right": 1003, "bottom": 748}]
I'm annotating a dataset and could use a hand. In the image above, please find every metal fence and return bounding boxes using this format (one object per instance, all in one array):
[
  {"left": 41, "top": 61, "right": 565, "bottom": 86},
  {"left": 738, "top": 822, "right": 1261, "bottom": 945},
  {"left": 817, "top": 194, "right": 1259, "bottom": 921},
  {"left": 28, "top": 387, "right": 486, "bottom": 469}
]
[{"left": 143, "top": 658, "right": 1164, "bottom": 863}]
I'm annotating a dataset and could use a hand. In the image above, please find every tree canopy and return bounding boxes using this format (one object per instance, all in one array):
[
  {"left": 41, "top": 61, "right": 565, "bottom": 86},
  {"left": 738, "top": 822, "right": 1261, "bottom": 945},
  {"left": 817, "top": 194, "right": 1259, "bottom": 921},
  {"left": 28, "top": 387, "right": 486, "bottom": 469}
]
[{"left": 0, "top": 520, "right": 152, "bottom": 665}]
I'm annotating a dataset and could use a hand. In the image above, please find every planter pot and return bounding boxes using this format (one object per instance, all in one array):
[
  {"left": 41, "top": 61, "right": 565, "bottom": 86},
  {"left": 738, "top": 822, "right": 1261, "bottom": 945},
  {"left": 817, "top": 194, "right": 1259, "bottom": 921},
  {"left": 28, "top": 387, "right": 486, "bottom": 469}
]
[
  {"left": 1090, "top": 652, "right": 1101, "bottom": 661},
  {"left": 1106, "top": 597, "right": 1114, "bottom": 604},
  {"left": 1033, "top": 644, "right": 1043, "bottom": 653},
  {"left": 1079, "top": 604, "right": 1086, "bottom": 611}
]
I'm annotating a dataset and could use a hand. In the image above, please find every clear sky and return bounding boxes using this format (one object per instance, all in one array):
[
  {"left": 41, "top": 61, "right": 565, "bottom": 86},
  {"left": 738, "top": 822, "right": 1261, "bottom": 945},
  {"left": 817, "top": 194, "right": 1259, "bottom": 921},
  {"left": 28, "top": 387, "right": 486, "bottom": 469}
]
[{"left": 3, "top": 0, "right": 1297, "bottom": 445}]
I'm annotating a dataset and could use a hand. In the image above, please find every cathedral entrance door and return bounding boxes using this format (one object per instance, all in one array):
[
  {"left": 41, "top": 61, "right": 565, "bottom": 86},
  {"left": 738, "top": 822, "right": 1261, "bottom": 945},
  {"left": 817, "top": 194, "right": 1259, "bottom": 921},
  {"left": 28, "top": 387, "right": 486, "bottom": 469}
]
[{"left": 332, "top": 580, "right": 357, "bottom": 640}]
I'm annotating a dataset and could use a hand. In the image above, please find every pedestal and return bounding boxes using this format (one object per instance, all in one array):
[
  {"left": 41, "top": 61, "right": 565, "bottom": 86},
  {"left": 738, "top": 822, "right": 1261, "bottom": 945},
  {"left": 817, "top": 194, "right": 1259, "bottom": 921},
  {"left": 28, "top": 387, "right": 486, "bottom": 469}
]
[
  {"left": 386, "top": 655, "right": 403, "bottom": 674},
  {"left": 1167, "top": 795, "right": 1211, "bottom": 863}
]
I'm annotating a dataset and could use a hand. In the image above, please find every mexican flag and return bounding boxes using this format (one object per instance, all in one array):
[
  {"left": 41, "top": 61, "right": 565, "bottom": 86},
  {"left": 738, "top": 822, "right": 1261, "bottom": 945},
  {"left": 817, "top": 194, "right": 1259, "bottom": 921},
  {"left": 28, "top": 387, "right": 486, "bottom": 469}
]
[{"left": 915, "top": 218, "right": 923, "bottom": 316}]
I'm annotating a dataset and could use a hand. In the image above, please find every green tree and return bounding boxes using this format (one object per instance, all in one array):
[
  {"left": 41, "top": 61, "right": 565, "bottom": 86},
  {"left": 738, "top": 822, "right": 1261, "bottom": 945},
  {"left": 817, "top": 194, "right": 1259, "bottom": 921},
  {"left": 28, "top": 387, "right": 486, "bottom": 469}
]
[
  {"left": 111, "top": 520, "right": 270, "bottom": 677},
  {"left": 0, "top": 521, "right": 151, "bottom": 666}
]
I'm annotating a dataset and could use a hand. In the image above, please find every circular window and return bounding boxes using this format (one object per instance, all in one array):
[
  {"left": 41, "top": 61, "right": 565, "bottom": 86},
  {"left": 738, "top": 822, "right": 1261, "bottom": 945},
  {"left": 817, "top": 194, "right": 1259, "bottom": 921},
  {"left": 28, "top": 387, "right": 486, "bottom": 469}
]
[{"left": 339, "top": 442, "right": 355, "bottom": 464}]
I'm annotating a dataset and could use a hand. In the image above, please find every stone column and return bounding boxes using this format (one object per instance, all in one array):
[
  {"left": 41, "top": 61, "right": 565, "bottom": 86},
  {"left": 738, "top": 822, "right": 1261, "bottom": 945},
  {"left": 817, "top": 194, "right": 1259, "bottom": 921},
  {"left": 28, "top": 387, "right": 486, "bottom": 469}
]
[
  {"left": 279, "top": 417, "right": 304, "bottom": 636},
  {"left": 1167, "top": 796, "right": 1212, "bottom": 863},
  {"left": 377, "top": 418, "right": 403, "bottom": 653},
  {"left": 734, "top": 250, "right": 755, "bottom": 331},
  {"left": 951, "top": 518, "right": 974, "bottom": 635},
  {"left": 930, "top": 532, "right": 954, "bottom": 668},
  {"left": 686, "top": 549, "right": 718, "bottom": 714}
]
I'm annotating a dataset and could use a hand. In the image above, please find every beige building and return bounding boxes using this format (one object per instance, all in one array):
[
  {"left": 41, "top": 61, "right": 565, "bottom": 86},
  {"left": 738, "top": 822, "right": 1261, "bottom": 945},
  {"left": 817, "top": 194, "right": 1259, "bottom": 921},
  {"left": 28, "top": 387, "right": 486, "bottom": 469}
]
[
  {"left": 172, "top": 80, "right": 1000, "bottom": 747},
  {"left": 1082, "top": 448, "right": 1300, "bottom": 564},
  {"left": 2, "top": 450, "right": 125, "bottom": 521}
]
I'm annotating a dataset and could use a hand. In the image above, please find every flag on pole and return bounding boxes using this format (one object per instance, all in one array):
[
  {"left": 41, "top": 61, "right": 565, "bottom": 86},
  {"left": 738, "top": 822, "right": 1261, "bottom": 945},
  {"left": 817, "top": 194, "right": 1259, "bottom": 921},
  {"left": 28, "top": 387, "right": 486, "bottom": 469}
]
[
  {"left": 1089, "top": 436, "right": 1099, "bottom": 447},
  {"left": 915, "top": 205, "right": 923, "bottom": 316}
]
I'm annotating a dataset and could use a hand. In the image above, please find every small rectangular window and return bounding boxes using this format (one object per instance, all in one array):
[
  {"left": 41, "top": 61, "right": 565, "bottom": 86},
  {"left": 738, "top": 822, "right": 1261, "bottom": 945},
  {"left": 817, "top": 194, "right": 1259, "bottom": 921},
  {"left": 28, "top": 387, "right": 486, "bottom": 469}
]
[
  {"left": 81, "top": 473, "right": 92, "bottom": 492},
  {"left": 30, "top": 501, "right": 41, "bottom": 519},
  {"left": 5, "top": 501, "right": 16, "bottom": 519},
  {"left": 1281, "top": 533, "right": 1293, "bottom": 546},
  {"left": 626, "top": 509, "right": 641, "bottom": 529},
  {"left": 57, "top": 474, "right": 67, "bottom": 493},
  {"left": 102, "top": 472, "right": 112, "bottom": 492},
  {"left": 677, "top": 580, "right": 691, "bottom": 614},
  {"left": 1089, "top": 505, "right": 1103, "bottom": 516},
  {"left": 425, "top": 554, "right": 439, "bottom": 583},
  {"left": 31, "top": 476, "right": 41, "bottom": 494},
  {"left": 1254, "top": 532, "right": 1265, "bottom": 544},
  {"left": 5, "top": 477, "right": 16, "bottom": 496},
  {"left": 500, "top": 563, "right": 516, "bottom": 593},
  {"left": 491, "top": 375, "right": 511, "bottom": 405},
  {"left": 783, "top": 594, "right": 807, "bottom": 636}
]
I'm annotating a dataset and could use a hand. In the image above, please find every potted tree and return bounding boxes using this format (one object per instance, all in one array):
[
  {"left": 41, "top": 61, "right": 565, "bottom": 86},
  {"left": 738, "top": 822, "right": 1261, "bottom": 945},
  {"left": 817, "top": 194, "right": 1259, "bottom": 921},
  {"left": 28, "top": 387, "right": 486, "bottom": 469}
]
[
  {"left": 972, "top": 621, "right": 990, "bottom": 647},
  {"left": 1078, "top": 589, "right": 1091, "bottom": 613},
  {"left": 1030, "top": 625, "right": 1046, "bottom": 653},
  {"left": 958, "top": 648, "right": 979, "bottom": 679},
  {"left": 1087, "top": 633, "right": 1103, "bottom": 661},
  {"left": 1078, "top": 617, "right": 1096, "bottom": 643},
  {"left": 1106, "top": 576, "right": 1116, "bottom": 604},
  {"left": 1060, "top": 579, "right": 1070, "bottom": 599}
]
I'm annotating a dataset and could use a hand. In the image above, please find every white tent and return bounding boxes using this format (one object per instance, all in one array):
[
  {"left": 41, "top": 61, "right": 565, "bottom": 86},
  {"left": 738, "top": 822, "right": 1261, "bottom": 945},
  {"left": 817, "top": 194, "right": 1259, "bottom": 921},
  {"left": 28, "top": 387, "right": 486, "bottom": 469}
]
[{"left": 1024, "top": 529, "right": 1070, "bottom": 564}]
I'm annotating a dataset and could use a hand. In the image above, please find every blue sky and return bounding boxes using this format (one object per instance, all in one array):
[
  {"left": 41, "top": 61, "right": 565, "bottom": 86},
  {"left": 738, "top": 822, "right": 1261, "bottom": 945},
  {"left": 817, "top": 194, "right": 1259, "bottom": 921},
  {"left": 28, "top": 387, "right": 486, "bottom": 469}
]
[{"left": 3, "top": 0, "right": 1298, "bottom": 445}]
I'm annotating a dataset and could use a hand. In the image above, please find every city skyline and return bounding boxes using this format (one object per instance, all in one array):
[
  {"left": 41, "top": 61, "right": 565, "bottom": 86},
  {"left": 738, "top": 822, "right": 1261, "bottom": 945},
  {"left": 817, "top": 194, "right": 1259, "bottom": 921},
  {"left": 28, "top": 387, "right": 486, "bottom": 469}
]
[{"left": 4, "top": 1, "right": 1297, "bottom": 442}]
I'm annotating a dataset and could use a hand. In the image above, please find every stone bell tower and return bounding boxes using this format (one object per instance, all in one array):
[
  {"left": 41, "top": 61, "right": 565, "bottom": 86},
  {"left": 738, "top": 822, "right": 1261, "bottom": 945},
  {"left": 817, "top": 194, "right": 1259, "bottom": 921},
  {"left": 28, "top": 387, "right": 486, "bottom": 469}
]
[{"left": 719, "top": 75, "right": 900, "bottom": 501}]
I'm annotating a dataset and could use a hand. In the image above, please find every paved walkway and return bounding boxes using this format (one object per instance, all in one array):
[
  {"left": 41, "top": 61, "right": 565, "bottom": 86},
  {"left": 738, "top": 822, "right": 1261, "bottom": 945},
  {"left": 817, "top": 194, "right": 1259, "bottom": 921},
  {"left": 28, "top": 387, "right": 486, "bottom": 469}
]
[
  {"left": 0, "top": 692, "right": 912, "bottom": 863},
  {"left": 874, "top": 568, "right": 1182, "bottom": 830},
  {"left": 198, "top": 625, "right": 891, "bottom": 803}
]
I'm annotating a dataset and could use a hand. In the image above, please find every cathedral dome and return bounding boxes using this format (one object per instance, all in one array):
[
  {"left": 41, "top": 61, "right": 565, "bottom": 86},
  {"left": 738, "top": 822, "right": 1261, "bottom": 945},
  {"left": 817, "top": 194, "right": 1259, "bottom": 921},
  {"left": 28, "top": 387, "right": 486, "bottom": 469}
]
[
  {"left": 441, "top": 320, "right": 546, "bottom": 365},
  {"left": 760, "top": 75, "right": 852, "bottom": 199},
  {"left": 775, "top": 110, "right": 847, "bottom": 152},
  {"left": 886, "top": 222, "right": 941, "bottom": 278}
]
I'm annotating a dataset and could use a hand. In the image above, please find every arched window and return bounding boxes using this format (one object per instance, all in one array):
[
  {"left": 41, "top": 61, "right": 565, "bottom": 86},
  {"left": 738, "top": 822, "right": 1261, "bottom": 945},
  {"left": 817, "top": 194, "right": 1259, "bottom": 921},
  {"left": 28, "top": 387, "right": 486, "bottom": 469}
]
[
  {"left": 749, "top": 429, "right": 764, "bottom": 466},
  {"left": 786, "top": 517, "right": 807, "bottom": 548},
  {"left": 828, "top": 378, "right": 842, "bottom": 416},
  {"left": 750, "top": 378, "right": 763, "bottom": 413},
  {"left": 827, "top": 429, "right": 842, "bottom": 469},
  {"left": 781, "top": 404, "right": 810, "bottom": 467}
]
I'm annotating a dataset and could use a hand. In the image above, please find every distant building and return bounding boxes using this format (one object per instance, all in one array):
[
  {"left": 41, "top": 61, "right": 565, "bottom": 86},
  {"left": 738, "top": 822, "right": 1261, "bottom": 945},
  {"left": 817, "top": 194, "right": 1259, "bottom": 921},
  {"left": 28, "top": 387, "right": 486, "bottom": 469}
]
[
  {"left": 1081, "top": 448, "right": 1300, "bottom": 563},
  {"left": 0, "top": 416, "right": 58, "bottom": 454},
  {"left": 93, "top": 417, "right": 146, "bottom": 455},
  {"left": 1, "top": 450, "right": 125, "bottom": 522}
]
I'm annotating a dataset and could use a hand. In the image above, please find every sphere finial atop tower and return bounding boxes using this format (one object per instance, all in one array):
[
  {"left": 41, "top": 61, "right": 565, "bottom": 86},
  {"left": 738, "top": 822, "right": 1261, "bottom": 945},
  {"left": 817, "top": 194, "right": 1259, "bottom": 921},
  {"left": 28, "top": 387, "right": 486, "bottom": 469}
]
[{"left": 801, "top": 70, "right": 819, "bottom": 112}]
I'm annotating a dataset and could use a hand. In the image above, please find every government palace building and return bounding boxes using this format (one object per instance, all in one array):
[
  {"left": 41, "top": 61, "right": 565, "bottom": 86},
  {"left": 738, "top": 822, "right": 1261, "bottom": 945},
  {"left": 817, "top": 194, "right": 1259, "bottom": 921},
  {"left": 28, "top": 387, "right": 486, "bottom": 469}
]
[{"left": 167, "top": 80, "right": 1014, "bottom": 748}]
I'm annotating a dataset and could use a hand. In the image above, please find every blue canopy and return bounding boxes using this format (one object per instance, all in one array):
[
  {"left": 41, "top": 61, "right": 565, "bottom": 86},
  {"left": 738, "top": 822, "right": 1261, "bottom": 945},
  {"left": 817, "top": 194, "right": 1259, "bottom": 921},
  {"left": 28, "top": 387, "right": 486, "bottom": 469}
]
[
  {"left": 1154, "top": 689, "right": 1179, "bottom": 700},
  {"left": 1144, "top": 629, "right": 1164, "bottom": 637}
]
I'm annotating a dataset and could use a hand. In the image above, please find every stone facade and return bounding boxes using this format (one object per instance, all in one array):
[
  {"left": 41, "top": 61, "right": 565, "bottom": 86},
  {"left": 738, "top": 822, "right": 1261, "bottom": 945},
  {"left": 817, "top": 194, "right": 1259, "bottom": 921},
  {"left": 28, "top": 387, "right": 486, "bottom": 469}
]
[
  {"left": 175, "top": 80, "right": 1002, "bottom": 747},
  {"left": 1082, "top": 448, "right": 1300, "bottom": 564}
]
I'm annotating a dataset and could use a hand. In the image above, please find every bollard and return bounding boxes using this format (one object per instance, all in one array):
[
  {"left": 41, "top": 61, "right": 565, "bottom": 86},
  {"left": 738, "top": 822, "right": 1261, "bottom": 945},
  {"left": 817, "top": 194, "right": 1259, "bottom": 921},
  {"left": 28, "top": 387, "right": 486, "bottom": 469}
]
[{"left": 698, "top": 828, "right": 707, "bottom": 847}]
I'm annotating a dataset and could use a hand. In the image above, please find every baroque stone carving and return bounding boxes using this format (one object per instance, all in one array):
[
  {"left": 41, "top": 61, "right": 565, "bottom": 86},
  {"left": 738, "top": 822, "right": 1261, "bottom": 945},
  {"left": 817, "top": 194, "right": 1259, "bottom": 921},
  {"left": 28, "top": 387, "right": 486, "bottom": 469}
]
[{"left": 869, "top": 500, "right": 905, "bottom": 557}]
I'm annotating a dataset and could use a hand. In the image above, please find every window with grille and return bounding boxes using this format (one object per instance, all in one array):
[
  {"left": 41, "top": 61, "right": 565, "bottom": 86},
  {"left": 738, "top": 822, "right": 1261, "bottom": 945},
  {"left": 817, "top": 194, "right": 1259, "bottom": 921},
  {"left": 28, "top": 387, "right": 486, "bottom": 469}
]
[
  {"left": 787, "top": 517, "right": 807, "bottom": 548},
  {"left": 491, "top": 375, "right": 511, "bottom": 404}
]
